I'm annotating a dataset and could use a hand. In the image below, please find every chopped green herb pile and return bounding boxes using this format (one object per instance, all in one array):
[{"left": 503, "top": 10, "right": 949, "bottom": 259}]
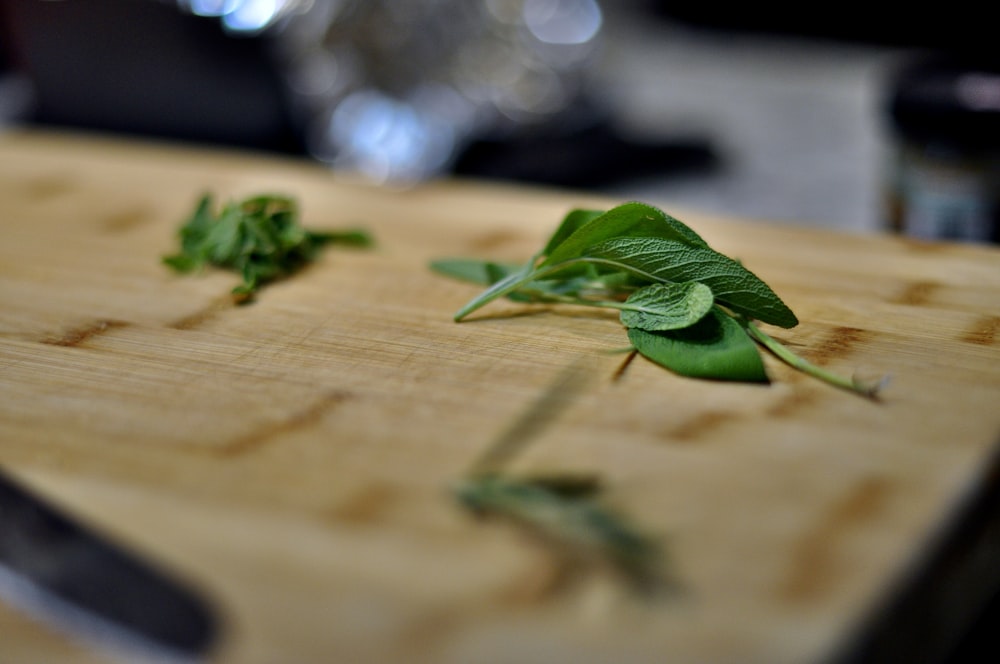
[
  {"left": 432, "top": 202, "right": 886, "bottom": 398},
  {"left": 164, "top": 193, "right": 372, "bottom": 301}
]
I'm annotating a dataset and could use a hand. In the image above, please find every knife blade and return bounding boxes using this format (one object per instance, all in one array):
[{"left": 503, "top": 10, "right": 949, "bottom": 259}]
[{"left": 0, "top": 470, "right": 218, "bottom": 663}]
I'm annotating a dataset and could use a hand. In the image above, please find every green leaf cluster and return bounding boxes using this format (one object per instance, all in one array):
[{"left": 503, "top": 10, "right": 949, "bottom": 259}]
[
  {"left": 164, "top": 193, "right": 372, "bottom": 301},
  {"left": 432, "top": 202, "right": 883, "bottom": 397}
]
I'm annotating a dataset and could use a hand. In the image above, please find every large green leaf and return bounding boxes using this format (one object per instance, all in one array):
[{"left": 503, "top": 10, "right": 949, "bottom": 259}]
[
  {"left": 627, "top": 307, "right": 768, "bottom": 382},
  {"left": 588, "top": 237, "right": 798, "bottom": 328},
  {"left": 542, "top": 202, "right": 709, "bottom": 267},
  {"left": 619, "top": 282, "right": 714, "bottom": 331},
  {"left": 541, "top": 208, "right": 605, "bottom": 257}
]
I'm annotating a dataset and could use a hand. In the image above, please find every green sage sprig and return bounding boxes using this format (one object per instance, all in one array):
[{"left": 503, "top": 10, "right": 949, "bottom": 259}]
[
  {"left": 454, "top": 358, "right": 666, "bottom": 593},
  {"left": 164, "top": 193, "right": 372, "bottom": 302},
  {"left": 431, "top": 202, "right": 885, "bottom": 398},
  {"left": 454, "top": 474, "right": 663, "bottom": 591}
]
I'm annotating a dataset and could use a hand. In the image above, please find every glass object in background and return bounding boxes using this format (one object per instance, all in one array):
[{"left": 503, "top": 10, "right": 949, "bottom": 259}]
[
  {"left": 885, "top": 56, "right": 1000, "bottom": 244},
  {"left": 181, "top": 0, "right": 604, "bottom": 184}
]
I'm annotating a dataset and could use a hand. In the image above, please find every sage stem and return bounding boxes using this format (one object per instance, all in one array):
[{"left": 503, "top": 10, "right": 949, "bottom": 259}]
[{"left": 744, "top": 321, "right": 885, "bottom": 399}]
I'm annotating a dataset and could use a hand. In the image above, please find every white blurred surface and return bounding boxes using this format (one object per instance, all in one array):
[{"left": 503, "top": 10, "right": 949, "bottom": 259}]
[{"left": 594, "top": 6, "right": 914, "bottom": 234}]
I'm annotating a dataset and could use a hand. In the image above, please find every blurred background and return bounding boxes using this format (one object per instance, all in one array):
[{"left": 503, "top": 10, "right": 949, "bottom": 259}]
[
  {"left": 0, "top": 2, "right": 998, "bottom": 660},
  {"left": 1, "top": 0, "right": 998, "bottom": 242}
]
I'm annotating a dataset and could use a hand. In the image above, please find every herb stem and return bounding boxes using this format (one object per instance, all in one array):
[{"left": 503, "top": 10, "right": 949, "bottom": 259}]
[
  {"left": 453, "top": 257, "right": 659, "bottom": 321},
  {"left": 744, "top": 321, "right": 885, "bottom": 399},
  {"left": 515, "top": 289, "right": 632, "bottom": 312},
  {"left": 453, "top": 264, "right": 535, "bottom": 321},
  {"left": 468, "top": 356, "right": 590, "bottom": 477}
]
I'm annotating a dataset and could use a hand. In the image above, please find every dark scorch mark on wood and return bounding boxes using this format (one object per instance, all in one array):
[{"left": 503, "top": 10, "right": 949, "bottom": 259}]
[
  {"left": 216, "top": 389, "right": 353, "bottom": 457},
  {"left": 664, "top": 410, "right": 736, "bottom": 442},
  {"left": 41, "top": 319, "right": 129, "bottom": 347},
  {"left": 469, "top": 229, "right": 524, "bottom": 252},
  {"left": 24, "top": 175, "right": 74, "bottom": 200},
  {"left": 168, "top": 296, "right": 235, "bottom": 330},
  {"left": 807, "top": 326, "right": 872, "bottom": 365},
  {"left": 766, "top": 389, "right": 819, "bottom": 418},
  {"left": 893, "top": 280, "right": 940, "bottom": 307},
  {"left": 328, "top": 483, "right": 398, "bottom": 525},
  {"left": 102, "top": 206, "right": 151, "bottom": 233},
  {"left": 961, "top": 315, "right": 1000, "bottom": 346}
]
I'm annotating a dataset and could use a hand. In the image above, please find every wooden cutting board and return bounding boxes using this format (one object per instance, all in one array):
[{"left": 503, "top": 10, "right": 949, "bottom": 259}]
[{"left": 1, "top": 129, "right": 999, "bottom": 664}]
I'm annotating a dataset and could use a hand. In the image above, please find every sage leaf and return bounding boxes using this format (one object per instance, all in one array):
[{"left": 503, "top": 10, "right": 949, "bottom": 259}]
[
  {"left": 627, "top": 307, "right": 768, "bottom": 382},
  {"left": 541, "top": 208, "right": 604, "bottom": 257},
  {"left": 619, "top": 282, "right": 714, "bottom": 331},
  {"left": 452, "top": 266, "right": 537, "bottom": 320},
  {"left": 588, "top": 237, "right": 799, "bottom": 328},
  {"left": 430, "top": 259, "right": 549, "bottom": 303},
  {"left": 429, "top": 258, "right": 523, "bottom": 286},
  {"left": 542, "top": 201, "right": 709, "bottom": 267}
]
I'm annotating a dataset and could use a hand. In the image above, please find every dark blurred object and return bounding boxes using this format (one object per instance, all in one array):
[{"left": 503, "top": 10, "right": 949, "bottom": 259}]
[
  {"left": 0, "top": 0, "right": 715, "bottom": 190},
  {"left": 641, "top": 1, "right": 1000, "bottom": 60},
  {"left": 270, "top": 0, "right": 607, "bottom": 183},
  {"left": 0, "top": 471, "right": 218, "bottom": 661},
  {"left": 884, "top": 55, "right": 1000, "bottom": 243},
  {"left": 0, "top": 0, "right": 303, "bottom": 153},
  {"left": 947, "top": 590, "right": 1000, "bottom": 663},
  {"left": 453, "top": 119, "right": 716, "bottom": 188},
  {"left": 642, "top": 0, "right": 1000, "bottom": 244}
]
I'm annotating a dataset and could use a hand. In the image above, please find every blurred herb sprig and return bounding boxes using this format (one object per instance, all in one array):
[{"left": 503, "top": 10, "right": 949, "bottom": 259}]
[{"left": 454, "top": 358, "right": 667, "bottom": 594}]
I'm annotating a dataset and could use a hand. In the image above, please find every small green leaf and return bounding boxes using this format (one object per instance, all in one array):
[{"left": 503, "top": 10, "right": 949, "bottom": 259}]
[
  {"left": 588, "top": 237, "right": 798, "bottom": 328},
  {"left": 541, "top": 208, "right": 604, "bottom": 257},
  {"left": 619, "top": 282, "right": 714, "bottom": 331},
  {"left": 627, "top": 307, "right": 768, "bottom": 382},
  {"left": 161, "top": 254, "right": 199, "bottom": 273},
  {"left": 429, "top": 258, "right": 524, "bottom": 286}
]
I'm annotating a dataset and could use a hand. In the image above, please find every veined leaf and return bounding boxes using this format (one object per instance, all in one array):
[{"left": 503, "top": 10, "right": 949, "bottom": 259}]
[
  {"left": 628, "top": 307, "right": 768, "bottom": 382},
  {"left": 588, "top": 237, "right": 798, "bottom": 328},
  {"left": 542, "top": 201, "right": 709, "bottom": 267},
  {"left": 541, "top": 208, "right": 604, "bottom": 257},
  {"left": 619, "top": 282, "right": 714, "bottom": 331}
]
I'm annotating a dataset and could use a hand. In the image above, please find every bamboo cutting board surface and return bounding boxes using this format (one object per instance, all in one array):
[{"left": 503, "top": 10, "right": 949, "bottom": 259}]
[{"left": 1, "top": 129, "right": 999, "bottom": 664}]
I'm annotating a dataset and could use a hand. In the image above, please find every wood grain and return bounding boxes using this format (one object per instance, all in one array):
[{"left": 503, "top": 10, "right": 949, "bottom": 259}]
[{"left": 1, "top": 129, "right": 999, "bottom": 664}]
